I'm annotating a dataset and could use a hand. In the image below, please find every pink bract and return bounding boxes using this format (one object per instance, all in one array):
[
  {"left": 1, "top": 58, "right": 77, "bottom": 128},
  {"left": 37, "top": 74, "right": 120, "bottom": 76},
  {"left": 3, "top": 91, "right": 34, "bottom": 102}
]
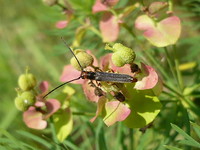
[
  {"left": 103, "top": 101, "right": 131, "bottom": 126},
  {"left": 82, "top": 80, "right": 99, "bottom": 102},
  {"left": 100, "top": 12, "right": 120, "bottom": 42},
  {"left": 135, "top": 15, "right": 181, "bottom": 47},
  {"left": 60, "top": 65, "right": 84, "bottom": 84},
  {"left": 23, "top": 107, "right": 47, "bottom": 129},
  {"left": 134, "top": 63, "right": 158, "bottom": 90},
  {"left": 92, "top": 0, "right": 119, "bottom": 13},
  {"left": 56, "top": 20, "right": 69, "bottom": 29}
]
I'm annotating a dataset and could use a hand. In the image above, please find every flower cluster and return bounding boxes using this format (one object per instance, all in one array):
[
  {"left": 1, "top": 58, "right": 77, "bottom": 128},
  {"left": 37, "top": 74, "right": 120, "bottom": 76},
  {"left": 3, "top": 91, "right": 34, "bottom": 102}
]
[
  {"left": 60, "top": 43, "right": 162, "bottom": 128},
  {"left": 15, "top": 70, "right": 60, "bottom": 129}
]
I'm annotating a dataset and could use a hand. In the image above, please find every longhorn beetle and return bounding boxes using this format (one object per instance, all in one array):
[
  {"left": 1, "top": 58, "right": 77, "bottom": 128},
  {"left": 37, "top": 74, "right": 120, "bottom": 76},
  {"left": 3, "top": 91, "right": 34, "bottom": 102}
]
[{"left": 43, "top": 37, "right": 138, "bottom": 98}]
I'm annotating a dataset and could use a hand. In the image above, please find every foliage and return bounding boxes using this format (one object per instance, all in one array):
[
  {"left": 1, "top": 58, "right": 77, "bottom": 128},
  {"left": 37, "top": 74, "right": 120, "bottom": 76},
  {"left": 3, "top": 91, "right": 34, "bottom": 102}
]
[{"left": 0, "top": 0, "right": 200, "bottom": 149}]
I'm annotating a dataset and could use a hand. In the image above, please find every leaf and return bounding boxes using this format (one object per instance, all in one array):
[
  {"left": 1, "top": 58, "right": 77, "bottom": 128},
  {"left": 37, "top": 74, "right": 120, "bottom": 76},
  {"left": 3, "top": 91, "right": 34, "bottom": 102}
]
[
  {"left": 164, "top": 145, "right": 183, "bottom": 150},
  {"left": 103, "top": 101, "right": 131, "bottom": 126},
  {"left": 16, "top": 130, "right": 52, "bottom": 149},
  {"left": 100, "top": 12, "right": 120, "bottom": 42},
  {"left": 135, "top": 15, "right": 181, "bottom": 47},
  {"left": 191, "top": 122, "right": 200, "bottom": 139},
  {"left": 123, "top": 86, "right": 162, "bottom": 128},
  {"left": 171, "top": 123, "right": 200, "bottom": 148},
  {"left": 53, "top": 108, "right": 73, "bottom": 143},
  {"left": 179, "top": 139, "right": 200, "bottom": 148}
]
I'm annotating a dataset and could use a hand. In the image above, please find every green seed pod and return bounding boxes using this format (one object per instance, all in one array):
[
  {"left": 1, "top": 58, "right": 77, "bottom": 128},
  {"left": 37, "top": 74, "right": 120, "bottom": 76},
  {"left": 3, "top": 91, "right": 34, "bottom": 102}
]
[
  {"left": 43, "top": 0, "right": 57, "bottom": 6},
  {"left": 70, "top": 50, "right": 94, "bottom": 71},
  {"left": 15, "top": 91, "right": 36, "bottom": 111},
  {"left": 111, "top": 43, "right": 136, "bottom": 67},
  {"left": 18, "top": 73, "right": 37, "bottom": 91}
]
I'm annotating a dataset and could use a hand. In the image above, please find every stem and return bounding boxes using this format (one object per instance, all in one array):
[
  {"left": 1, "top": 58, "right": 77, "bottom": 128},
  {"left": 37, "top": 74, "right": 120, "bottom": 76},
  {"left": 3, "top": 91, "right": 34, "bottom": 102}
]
[
  {"left": 56, "top": 2, "right": 67, "bottom": 11},
  {"left": 73, "top": 112, "right": 95, "bottom": 116},
  {"left": 129, "top": 128, "right": 134, "bottom": 150},
  {"left": 89, "top": 26, "right": 102, "bottom": 38},
  {"left": 164, "top": 47, "right": 182, "bottom": 91},
  {"left": 168, "top": 0, "right": 173, "bottom": 12},
  {"left": 173, "top": 45, "right": 184, "bottom": 91},
  {"left": 49, "top": 117, "right": 61, "bottom": 150}
]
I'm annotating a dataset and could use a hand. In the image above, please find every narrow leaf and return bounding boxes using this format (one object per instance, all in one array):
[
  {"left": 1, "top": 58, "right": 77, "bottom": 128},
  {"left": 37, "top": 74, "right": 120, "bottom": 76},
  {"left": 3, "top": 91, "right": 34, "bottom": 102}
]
[
  {"left": 171, "top": 123, "right": 200, "bottom": 148},
  {"left": 16, "top": 130, "right": 52, "bottom": 149},
  {"left": 179, "top": 139, "right": 200, "bottom": 148},
  {"left": 164, "top": 145, "right": 183, "bottom": 150},
  {"left": 191, "top": 122, "right": 200, "bottom": 139}
]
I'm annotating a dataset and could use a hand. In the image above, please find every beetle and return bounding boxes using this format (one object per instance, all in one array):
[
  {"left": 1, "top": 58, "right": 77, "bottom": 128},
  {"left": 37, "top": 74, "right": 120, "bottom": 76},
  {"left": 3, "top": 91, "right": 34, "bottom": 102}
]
[{"left": 43, "top": 37, "right": 138, "bottom": 98}]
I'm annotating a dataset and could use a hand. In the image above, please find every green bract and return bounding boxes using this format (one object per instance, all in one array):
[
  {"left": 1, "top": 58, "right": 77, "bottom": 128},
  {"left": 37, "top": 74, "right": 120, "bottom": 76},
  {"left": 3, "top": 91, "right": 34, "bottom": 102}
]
[
  {"left": 106, "top": 43, "right": 136, "bottom": 67},
  {"left": 15, "top": 91, "right": 36, "bottom": 111},
  {"left": 18, "top": 73, "right": 37, "bottom": 91},
  {"left": 70, "top": 50, "right": 94, "bottom": 71}
]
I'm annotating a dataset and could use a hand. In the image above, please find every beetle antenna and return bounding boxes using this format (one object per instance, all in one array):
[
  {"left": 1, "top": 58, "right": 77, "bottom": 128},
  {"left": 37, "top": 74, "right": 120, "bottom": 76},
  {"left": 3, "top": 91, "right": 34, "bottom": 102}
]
[
  {"left": 43, "top": 76, "right": 81, "bottom": 98},
  {"left": 61, "top": 37, "right": 84, "bottom": 72}
]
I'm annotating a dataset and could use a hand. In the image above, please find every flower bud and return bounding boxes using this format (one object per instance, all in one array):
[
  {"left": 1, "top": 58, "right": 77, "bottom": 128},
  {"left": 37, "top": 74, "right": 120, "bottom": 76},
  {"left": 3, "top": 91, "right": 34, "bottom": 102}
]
[
  {"left": 70, "top": 50, "right": 94, "bottom": 71},
  {"left": 18, "top": 73, "right": 37, "bottom": 91},
  {"left": 15, "top": 91, "right": 36, "bottom": 111},
  {"left": 105, "top": 43, "right": 136, "bottom": 67}
]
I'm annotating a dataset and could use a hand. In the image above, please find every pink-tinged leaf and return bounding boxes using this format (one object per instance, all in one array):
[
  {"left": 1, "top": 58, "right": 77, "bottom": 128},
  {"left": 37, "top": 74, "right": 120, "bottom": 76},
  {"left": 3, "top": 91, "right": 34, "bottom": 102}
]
[
  {"left": 134, "top": 63, "right": 158, "bottom": 90},
  {"left": 135, "top": 15, "right": 181, "bottom": 47},
  {"left": 100, "top": 12, "right": 120, "bottom": 42},
  {"left": 90, "top": 96, "right": 107, "bottom": 122},
  {"left": 82, "top": 80, "right": 99, "bottom": 102},
  {"left": 103, "top": 101, "right": 131, "bottom": 126},
  {"left": 56, "top": 20, "right": 68, "bottom": 29},
  {"left": 92, "top": 0, "right": 109, "bottom": 13},
  {"left": 39, "top": 81, "right": 49, "bottom": 93},
  {"left": 23, "top": 107, "right": 47, "bottom": 129},
  {"left": 44, "top": 99, "right": 61, "bottom": 119},
  {"left": 60, "top": 65, "right": 84, "bottom": 84}
]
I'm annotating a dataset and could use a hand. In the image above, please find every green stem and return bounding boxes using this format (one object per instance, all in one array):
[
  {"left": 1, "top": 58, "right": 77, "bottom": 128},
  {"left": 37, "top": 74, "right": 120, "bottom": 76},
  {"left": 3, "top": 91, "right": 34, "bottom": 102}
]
[
  {"left": 163, "top": 82, "right": 183, "bottom": 98},
  {"left": 89, "top": 26, "right": 102, "bottom": 38},
  {"left": 73, "top": 112, "right": 95, "bottom": 116},
  {"left": 129, "top": 128, "right": 134, "bottom": 150},
  {"left": 173, "top": 45, "right": 184, "bottom": 91},
  {"left": 49, "top": 117, "right": 61, "bottom": 150},
  {"left": 168, "top": 0, "right": 173, "bottom": 12},
  {"left": 144, "top": 49, "right": 170, "bottom": 81},
  {"left": 164, "top": 47, "right": 182, "bottom": 91}
]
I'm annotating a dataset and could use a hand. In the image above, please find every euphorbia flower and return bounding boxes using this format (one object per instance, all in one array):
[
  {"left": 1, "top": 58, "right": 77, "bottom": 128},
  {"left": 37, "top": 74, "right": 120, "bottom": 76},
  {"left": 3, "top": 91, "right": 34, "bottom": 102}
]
[
  {"left": 23, "top": 81, "right": 60, "bottom": 129},
  {"left": 60, "top": 48, "right": 162, "bottom": 127}
]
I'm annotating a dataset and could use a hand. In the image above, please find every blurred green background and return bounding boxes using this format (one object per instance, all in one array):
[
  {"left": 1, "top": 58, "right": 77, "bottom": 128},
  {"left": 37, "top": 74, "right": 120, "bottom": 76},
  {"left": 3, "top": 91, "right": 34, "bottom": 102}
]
[{"left": 1, "top": 0, "right": 200, "bottom": 149}]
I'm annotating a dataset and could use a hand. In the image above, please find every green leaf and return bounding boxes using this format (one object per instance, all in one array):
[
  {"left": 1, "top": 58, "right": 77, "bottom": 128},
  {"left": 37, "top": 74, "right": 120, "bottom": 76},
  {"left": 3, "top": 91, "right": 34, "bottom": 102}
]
[
  {"left": 191, "top": 122, "right": 200, "bottom": 139},
  {"left": 179, "top": 139, "right": 200, "bottom": 148},
  {"left": 123, "top": 85, "right": 162, "bottom": 128},
  {"left": 16, "top": 130, "right": 52, "bottom": 149},
  {"left": 53, "top": 108, "right": 73, "bottom": 143},
  {"left": 171, "top": 123, "right": 200, "bottom": 148},
  {"left": 164, "top": 145, "right": 183, "bottom": 150}
]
